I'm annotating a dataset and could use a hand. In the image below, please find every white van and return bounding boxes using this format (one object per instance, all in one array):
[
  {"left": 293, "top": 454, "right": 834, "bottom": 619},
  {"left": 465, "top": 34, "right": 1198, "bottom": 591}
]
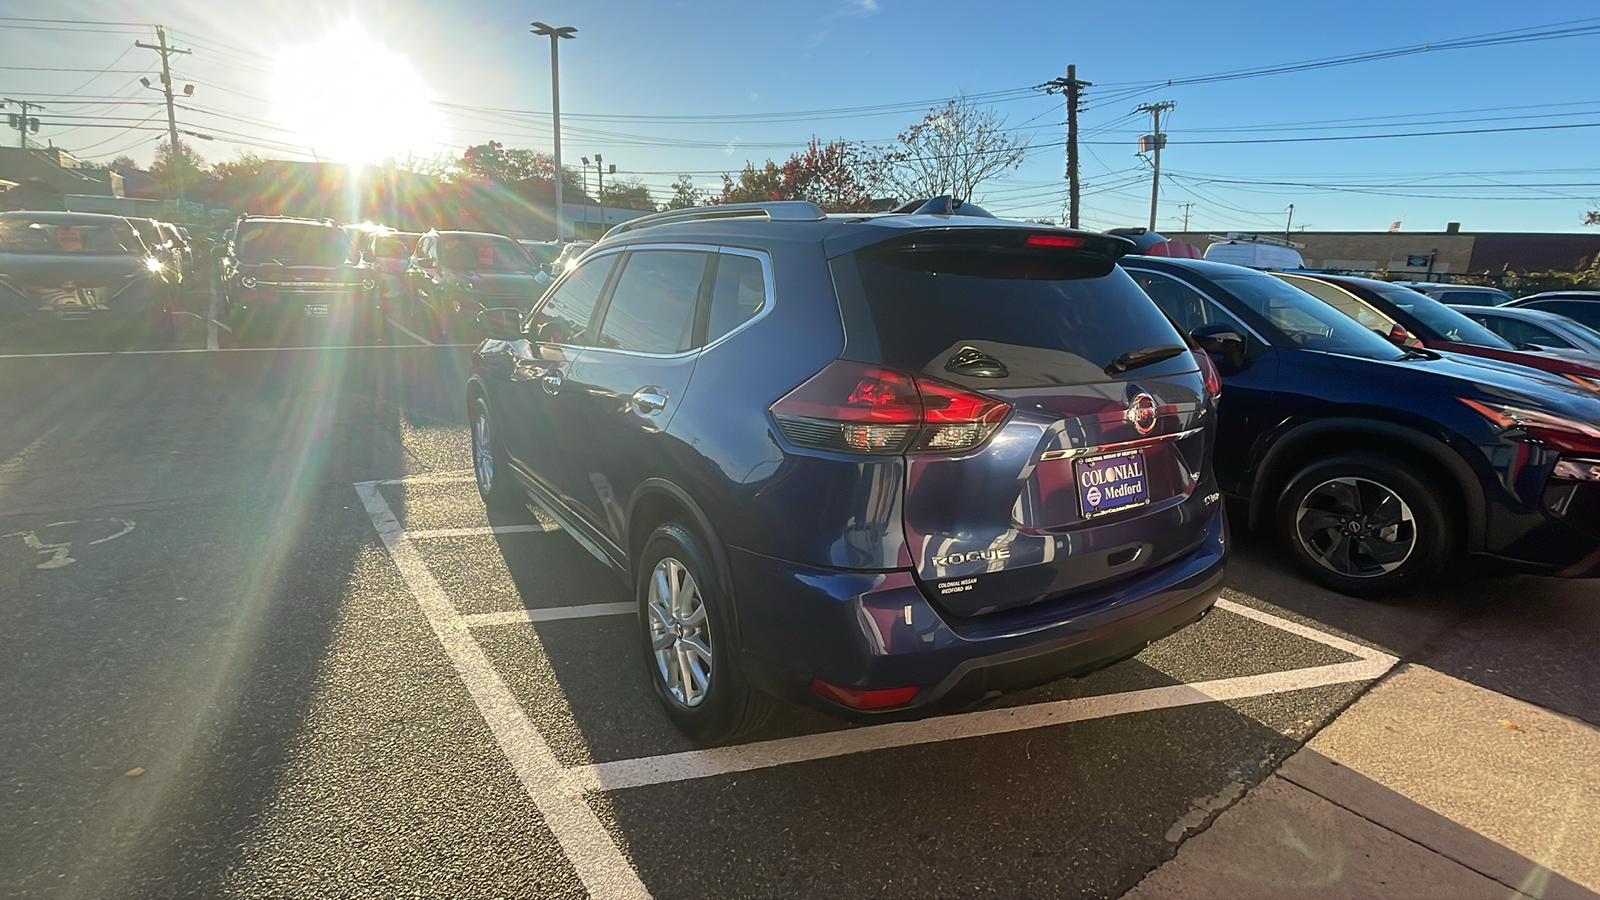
[{"left": 1203, "top": 240, "right": 1305, "bottom": 270}]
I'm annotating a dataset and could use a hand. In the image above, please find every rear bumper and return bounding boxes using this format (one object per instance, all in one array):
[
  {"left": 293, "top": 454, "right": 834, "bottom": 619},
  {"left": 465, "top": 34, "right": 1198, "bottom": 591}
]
[{"left": 731, "top": 508, "right": 1228, "bottom": 719}]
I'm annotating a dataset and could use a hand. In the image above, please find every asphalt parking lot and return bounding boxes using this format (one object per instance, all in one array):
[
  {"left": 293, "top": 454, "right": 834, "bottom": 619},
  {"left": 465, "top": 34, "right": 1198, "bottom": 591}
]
[{"left": 2, "top": 329, "right": 1597, "bottom": 899}]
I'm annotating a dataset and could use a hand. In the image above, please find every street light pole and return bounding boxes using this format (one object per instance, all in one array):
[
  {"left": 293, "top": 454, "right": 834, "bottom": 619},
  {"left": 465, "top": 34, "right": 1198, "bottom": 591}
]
[
  {"left": 580, "top": 156, "right": 591, "bottom": 239},
  {"left": 530, "top": 22, "right": 577, "bottom": 245}
]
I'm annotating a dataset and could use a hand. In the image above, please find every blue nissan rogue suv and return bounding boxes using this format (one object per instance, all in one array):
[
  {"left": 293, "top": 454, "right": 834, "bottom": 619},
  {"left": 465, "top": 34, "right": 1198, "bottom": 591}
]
[{"left": 467, "top": 200, "right": 1228, "bottom": 744}]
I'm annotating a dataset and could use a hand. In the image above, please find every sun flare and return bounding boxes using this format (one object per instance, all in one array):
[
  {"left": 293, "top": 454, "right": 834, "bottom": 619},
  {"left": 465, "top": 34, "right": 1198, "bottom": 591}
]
[{"left": 273, "top": 23, "right": 445, "bottom": 165}]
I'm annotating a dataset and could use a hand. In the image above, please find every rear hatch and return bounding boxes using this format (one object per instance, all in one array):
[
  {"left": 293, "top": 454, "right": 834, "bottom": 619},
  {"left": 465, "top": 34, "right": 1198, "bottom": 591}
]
[{"left": 827, "top": 228, "right": 1216, "bottom": 617}]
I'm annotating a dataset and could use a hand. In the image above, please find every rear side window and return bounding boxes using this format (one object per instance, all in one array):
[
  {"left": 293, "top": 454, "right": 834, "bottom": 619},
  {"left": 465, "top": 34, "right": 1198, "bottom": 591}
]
[
  {"left": 1279, "top": 276, "right": 1396, "bottom": 332},
  {"left": 533, "top": 253, "right": 616, "bottom": 346},
  {"left": 707, "top": 253, "right": 767, "bottom": 343},
  {"left": 832, "top": 251, "right": 1190, "bottom": 387},
  {"left": 595, "top": 250, "right": 710, "bottom": 354},
  {"left": 1527, "top": 300, "right": 1600, "bottom": 331}
]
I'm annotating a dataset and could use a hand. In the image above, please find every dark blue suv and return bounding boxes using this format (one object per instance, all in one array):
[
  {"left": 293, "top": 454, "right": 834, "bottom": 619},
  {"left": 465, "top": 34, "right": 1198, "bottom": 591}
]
[
  {"left": 467, "top": 201, "right": 1227, "bottom": 743},
  {"left": 1123, "top": 256, "right": 1600, "bottom": 597}
]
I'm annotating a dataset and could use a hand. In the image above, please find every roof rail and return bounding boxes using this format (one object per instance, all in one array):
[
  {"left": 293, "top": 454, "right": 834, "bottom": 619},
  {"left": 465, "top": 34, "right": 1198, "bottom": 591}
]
[{"left": 607, "top": 201, "right": 826, "bottom": 237}]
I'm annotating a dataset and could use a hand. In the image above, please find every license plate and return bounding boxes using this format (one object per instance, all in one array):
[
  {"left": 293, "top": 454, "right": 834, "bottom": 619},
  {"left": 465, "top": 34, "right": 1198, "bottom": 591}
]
[
  {"left": 303, "top": 304, "right": 330, "bottom": 317},
  {"left": 1076, "top": 448, "right": 1149, "bottom": 518}
]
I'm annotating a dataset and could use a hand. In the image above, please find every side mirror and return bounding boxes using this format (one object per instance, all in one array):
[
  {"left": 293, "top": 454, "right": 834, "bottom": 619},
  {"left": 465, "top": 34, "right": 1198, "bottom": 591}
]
[
  {"left": 1191, "top": 324, "right": 1247, "bottom": 374},
  {"left": 478, "top": 308, "right": 524, "bottom": 341}
]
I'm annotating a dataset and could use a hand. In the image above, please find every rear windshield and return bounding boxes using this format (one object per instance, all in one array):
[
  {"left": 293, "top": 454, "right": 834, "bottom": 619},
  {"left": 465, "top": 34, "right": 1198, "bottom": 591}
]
[
  {"left": 236, "top": 223, "right": 350, "bottom": 266},
  {"left": 0, "top": 217, "right": 143, "bottom": 255},
  {"left": 1438, "top": 289, "right": 1512, "bottom": 306},
  {"left": 831, "top": 249, "right": 1193, "bottom": 387},
  {"left": 1366, "top": 283, "right": 1513, "bottom": 348},
  {"left": 437, "top": 234, "right": 532, "bottom": 272}
]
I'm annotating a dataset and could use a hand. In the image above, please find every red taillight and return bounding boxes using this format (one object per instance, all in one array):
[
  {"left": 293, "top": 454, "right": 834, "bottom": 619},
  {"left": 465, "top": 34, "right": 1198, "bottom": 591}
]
[
  {"left": 811, "top": 679, "right": 921, "bottom": 710},
  {"left": 771, "top": 359, "right": 1011, "bottom": 455},
  {"left": 1193, "top": 348, "right": 1223, "bottom": 400},
  {"left": 1024, "top": 233, "right": 1088, "bottom": 249}
]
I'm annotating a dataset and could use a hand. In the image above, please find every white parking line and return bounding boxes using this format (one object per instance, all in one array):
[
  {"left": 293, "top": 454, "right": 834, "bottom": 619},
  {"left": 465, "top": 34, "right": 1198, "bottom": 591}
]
[
  {"left": 461, "top": 602, "right": 636, "bottom": 629},
  {"left": 564, "top": 657, "right": 1393, "bottom": 792},
  {"left": 386, "top": 317, "right": 435, "bottom": 346},
  {"left": 206, "top": 288, "right": 219, "bottom": 351},
  {"left": 369, "top": 471, "right": 478, "bottom": 486},
  {"left": 355, "top": 482, "right": 651, "bottom": 900},
  {"left": 0, "top": 344, "right": 449, "bottom": 359},
  {"left": 404, "top": 523, "right": 557, "bottom": 539}
]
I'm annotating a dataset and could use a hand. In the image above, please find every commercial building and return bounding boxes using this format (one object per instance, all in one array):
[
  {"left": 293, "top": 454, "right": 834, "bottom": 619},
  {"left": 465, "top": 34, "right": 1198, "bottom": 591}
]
[{"left": 1167, "top": 225, "right": 1600, "bottom": 276}]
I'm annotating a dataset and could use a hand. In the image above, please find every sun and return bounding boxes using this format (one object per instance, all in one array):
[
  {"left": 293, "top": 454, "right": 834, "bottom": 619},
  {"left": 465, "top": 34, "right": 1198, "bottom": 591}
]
[{"left": 274, "top": 23, "right": 445, "bottom": 165}]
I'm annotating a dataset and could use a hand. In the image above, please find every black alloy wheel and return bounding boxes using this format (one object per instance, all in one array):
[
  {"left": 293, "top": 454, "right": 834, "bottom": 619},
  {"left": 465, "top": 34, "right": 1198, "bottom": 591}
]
[{"left": 1275, "top": 454, "right": 1452, "bottom": 597}]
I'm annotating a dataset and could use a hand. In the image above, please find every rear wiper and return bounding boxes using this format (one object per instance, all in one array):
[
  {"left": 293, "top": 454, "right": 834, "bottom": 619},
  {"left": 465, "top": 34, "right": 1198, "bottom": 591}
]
[{"left": 1105, "top": 344, "right": 1187, "bottom": 376}]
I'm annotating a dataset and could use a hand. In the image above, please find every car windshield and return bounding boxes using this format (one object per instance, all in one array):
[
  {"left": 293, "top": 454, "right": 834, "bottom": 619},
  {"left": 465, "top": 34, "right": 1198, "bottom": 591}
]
[
  {"left": 236, "top": 223, "right": 350, "bottom": 266},
  {"left": 436, "top": 234, "right": 532, "bottom": 271},
  {"left": 1209, "top": 269, "right": 1407, "bottom": 360},
  {"left": 1366, "top": 283, "right": 1514, "bottom": 348},
  {"left": 0, "top": 216, "right": 143, "bottom": 255}
]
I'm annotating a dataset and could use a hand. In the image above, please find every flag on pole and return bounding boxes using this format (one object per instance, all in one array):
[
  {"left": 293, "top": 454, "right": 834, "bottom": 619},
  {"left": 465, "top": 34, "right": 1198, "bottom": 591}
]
[{"left": 1387, "top": 220, "right": 1402, "bottom": 232}]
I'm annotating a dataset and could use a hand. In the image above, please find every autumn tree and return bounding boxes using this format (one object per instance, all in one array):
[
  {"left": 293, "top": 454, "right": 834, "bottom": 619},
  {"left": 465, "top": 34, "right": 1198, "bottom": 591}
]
[
  {"left": 714, "top": 138, "right": 877, "bottom": 212},
  {"left": 664, "top": 174, "right": 701, "bottom": 210},
  {"left": 857, "top": 94, "right": 1026, "bottom": 203},
  {"left": 600, "top": 178, "right": 656, "bottom": 211}
]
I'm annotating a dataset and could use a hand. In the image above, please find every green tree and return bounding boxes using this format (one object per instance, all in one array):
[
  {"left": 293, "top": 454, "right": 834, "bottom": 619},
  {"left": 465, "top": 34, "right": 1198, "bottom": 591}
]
[
  {"left": 210, "top": 152, "right": 268, "bottom": 183},
  {"left": 664, "top": 174, "right": 701, "bottom": 210},
  {"left": 601, "top": 178, "right": 656, "bottom": 211},
  {"left": 104, "top": 154, "right": 139, "bottom": 170},
  {"left": 148, "top": 137, "right": 207, "bottom": 197},
  {"left": 458, "top": 140, "right": 548, "bottom": 183}
]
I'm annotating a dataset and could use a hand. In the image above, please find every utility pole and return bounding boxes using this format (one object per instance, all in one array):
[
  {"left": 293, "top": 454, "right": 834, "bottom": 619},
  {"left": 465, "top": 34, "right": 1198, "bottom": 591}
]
[
  {"left": 3, "top": 99, "right": 44, "bottom": 148},
  {"left": 1284, "top": 203, "right": 1295, "bottom": 242},
  {"left": 1178, "top": 201, "right": 1194, "bottom": 233},
  {"left": 594, "top": 154, "right": 614, "bottom": 235},
  {"left": 1136, "top": 101, "right": 1174, "bottom": 231},
  {"left": 136, "top": 26, "right": 191, "bottom": 203},
  {"left": 1043, "top": 66, "right": 1091, "bottom": 229},
  {"left": 580, "top": 157, "right": 591, "bottom": 238},
  {"left": 531, "top": 22, "right": 577, "bottom": 244}
]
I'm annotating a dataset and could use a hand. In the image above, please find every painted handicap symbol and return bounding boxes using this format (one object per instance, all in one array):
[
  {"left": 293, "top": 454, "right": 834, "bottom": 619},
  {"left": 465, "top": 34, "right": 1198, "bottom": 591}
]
[{"left": 3, "top": 519, "right": 136, "bottom": 569}]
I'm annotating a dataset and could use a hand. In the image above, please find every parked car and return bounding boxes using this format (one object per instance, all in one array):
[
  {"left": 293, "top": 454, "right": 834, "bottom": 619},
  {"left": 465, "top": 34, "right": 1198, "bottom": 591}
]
[
  {"left": 1394, "top": 281, "right": 1514, "bottom": 307},
  {"left": 218, "top": 215, "right": 379, "bottom": 344},
  {"left": 1453, "top": 304, "right": 1600, "bottom": 357},
  {"left": 158, "top": 221, "right": 192, "bottom": 280},
  {"left": 359, "top": 229, "right": 420, "bottom": 314},
  {"left": 549, "top": 239, "right": 595, "bottom": 274},
  {"left": 467, "top": 200, "right": 1227, "bottom": 743},
  {"left": 124, "top": 217, "right": 182, "bottom": 284},
  {"left": 517, "top": 239, "right": 562, "bottom": 272},
  {"left": 1122, "top": 256, "right": 1600, "bottom": 597},
  {"left": 406, "top": 230, "right": 546, "bottom": 340},
  {"left": 1505, "top": 292, "right": 1600, "bottom": 331},
  {"left": 0, "top": 210, "right": 176, "bottom": 344},
  {"left": 1275, "top": 271, "right": 1600, "bottom": 391}
]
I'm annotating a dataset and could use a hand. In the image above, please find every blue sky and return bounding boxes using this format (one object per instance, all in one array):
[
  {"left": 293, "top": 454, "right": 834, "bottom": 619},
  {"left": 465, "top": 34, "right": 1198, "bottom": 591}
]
[{"left": 6, "top": 0, "right": 1599, "bottom": 233}]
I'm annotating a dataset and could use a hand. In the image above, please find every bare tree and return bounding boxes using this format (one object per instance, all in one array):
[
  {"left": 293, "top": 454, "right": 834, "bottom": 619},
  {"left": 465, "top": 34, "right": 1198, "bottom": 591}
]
[{"left": 860, "top": 94, "right": 1027, "bottom": 203}]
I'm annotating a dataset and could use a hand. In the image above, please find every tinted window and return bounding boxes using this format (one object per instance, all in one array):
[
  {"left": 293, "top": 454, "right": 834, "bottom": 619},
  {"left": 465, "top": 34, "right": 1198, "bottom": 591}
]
[
  {"left": 1127, "top": 270, "right": 1235, "bottom": 334},
  {"left": 1364, "top": 283, "right": 1511, "bottom": 348},
  {"left": 437, "top": 234, "right": 531, "bottom": 272},
  {"left": 1439, "top": 289, "right": 1512, "bottom": 306},
  {"left": 1526, "top": 300, "right": 1600, "bottom": 331},
  {"left": 707, "top": 253, "right": 767, "bottom": 343},
  {"left": 1206, "top": 269, "right": 1406, "bottom": 361},
  {"left": 532, "top": 253, "right": 616, "bottom": 346},
  {"left": 596, "top": 250, "right": 708, "bottom": 354},
  {"left": 833, "top": 252, "right": 1190, "bottom": 387},
  {"left": 236, "top": 223, "right": 348, "bottom": 265},
  {"left": 1279, "top": 276, "right": 1396, "bottom": 332},
  {"left": 0, "top": 216, "right": 141, "bottom": 255}
]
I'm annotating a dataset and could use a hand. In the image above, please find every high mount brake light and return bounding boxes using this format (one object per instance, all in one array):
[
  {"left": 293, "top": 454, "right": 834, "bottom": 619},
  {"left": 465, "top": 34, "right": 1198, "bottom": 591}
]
[
  {"left": 1023, "top": 233, "right": 1089, "bottom": 249},
  {"left": 772, "top": 360, "right": 1011, "bottom": 455},
  {"left": 1460, "top": 397, "right": 1600, "bottom": 455}
]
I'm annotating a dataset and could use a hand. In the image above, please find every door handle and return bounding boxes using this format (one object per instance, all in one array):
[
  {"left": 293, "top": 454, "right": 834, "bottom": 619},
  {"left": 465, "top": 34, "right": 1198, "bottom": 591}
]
[
  {"left": 541, "top": 370, "right": 564, "bottom": 394},
  {"left": 632, "top": 386, "right": 668, "bottom": 414}
]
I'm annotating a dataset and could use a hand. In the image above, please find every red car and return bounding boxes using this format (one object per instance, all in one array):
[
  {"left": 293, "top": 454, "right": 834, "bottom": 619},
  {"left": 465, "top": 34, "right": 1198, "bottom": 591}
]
[{"left": 1276, "top": 272, "right": 1600, "bottom": 393}]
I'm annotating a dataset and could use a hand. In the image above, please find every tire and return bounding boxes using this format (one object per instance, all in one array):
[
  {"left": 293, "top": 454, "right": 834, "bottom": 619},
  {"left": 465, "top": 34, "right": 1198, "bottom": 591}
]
[
  {"left": 1274, "top": 454, "right": 1452, "bottom": 598},
  {"left": 470, "top": 395, "right": 522, "bottom": 511},
  {"left": 637, "top": 522, "right": 774, "bottom": 745}
]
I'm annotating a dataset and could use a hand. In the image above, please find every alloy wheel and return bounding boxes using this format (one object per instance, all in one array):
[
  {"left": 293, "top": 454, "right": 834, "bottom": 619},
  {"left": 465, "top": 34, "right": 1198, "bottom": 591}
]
[
  {"left": 646, "top": 557, "right": 713, "bottom": 708},
  {"left": 1294, "top": 476, "right": 1416, "bottom": 579},
  {"left": 472, "top": 409, "right": 494, "bottom": 494}
]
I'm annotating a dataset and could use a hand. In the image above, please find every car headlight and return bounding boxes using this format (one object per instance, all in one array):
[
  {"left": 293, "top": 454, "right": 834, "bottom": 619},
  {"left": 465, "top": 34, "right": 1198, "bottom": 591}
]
[
  {"left": 361, "top": 278, "right": 377, "bottom": 291},
  {"left": 145, "top": 257, "right": 164, "bottom": 273},
  {"left": 240, "top": 276, "right": 257, "bottom": 289},
  {"left": 1460, "top": 397, "right": 1600, "bottom": 454}
]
